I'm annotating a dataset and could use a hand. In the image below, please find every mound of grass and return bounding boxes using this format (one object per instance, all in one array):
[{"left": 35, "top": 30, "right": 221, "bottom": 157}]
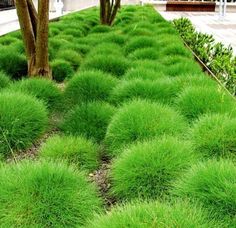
[
  {"left": 172, "top": 159, "right": 236, "bottom": 225},
  {"left": 51, "top": 59, "right": 74, "bottom": 82},
  {"left": 105, "top": 99, "right": 187, "bottom": 156},
  {"left": 0, "top": 47, "right": 27, "bottom": 79},
  {"left": 0, "top": 161, "right": 102, "bottom": 227},
  {"left": 64, "top": 70, "right": 118, "bottom": 108},
  {"left": 124, "top": 36, "right": 157, "bottom": 54},
  {"left": 101, "top": 33, "right": 127, "bottom": 45},
  {"left": 123, "top": 67, "right": 165, "bottom": 81},
  {"left": 128, "top": 47, "right": 160, "bottom": 60},
  {"left": 190, "top": 114, "right": 236, "bottom": 159},
  {"left": 39, "top": 135, "right": 99, "bottom": 172},
  {"left": 62, "top": 102, "right": 115, "bottom": 143},
  {"left": 90, "top": 25, "right": 111, "bottom": 33},
  {"left": 88, "top": 43, "right": 122, "bottom": 57},
  {"left": 131, "top": 60, "right": 166, "bottom": 73},
  {"left": 57, "top": 49, "right": 82, "bottom": 70},
  {"left": 0, "top": 92, "right": 48, "bottom": 157},
  {"left": 110, "top": 78, "right": 179, "bottom": 105},
  {"left": 164, "top": 61, "right": 202, "bottom": 77},
  {"left": 87, "top": 201, "right": 217, "bottom": 228},
  {"left": 81, "top": 54, "right": 129, "bottom": 77},
  {"left": 111, "top": 137, "right": 196, "bottom": 200},
  {"left": 175, "top": 86, "right": 236, "bottom": 121},
  {"left": 0, "top": 71, "right": 11, "bottom": 89},
  {"left": 160, "top": 43, "right": 192, "bottom": 58},
  {"left": 0, "top": 36, "right": 18, "bottom": 46},
  {"left": 8, "top": 78, "right": 62, "bottom": 111}
]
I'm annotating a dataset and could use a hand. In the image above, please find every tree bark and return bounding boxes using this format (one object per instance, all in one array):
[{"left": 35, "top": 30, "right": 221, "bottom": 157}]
[
  {"left": 15, "top": 0, "right": 51, "bottom": 78},
  {"left": 100, "top": 0, "right": 121, "bottom": 26}
]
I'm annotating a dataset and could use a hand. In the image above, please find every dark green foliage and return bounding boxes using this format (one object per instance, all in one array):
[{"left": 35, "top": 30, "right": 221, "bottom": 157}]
[
  {"left": 172, "top": 159, "right": 236, "bottom": 225},
  {"left": 160, "top": 43, "right": 192, "bottom": 59},
  {"left": 64, "top": 70, "right": 118, "bottom": 108},
  {"left": 87, "top": 201, "right": 218, "bottom": 228},
  {"left": 0, "top": 161, "right": 102, "bottom": 227},
  {"left": 0, "top": 92, "right": 48, "bottom": 156},
  {"left": 57, "top": 50, "right": 82, "bottom": 70},
  {"left": 111, "top": 137, "right": 197, "bottom": 200},
  {"left": 62, "top": 102, "right": 115, "bottom": 143},
  {"left": 39, "top": 135, "right": 99, "bottom": 172},
  {"left": 81, "top": 54, "right": 129, "bottom": 77},
  {"left": 0, "top": 71, "right": 11, "bottom": 89},
  {"left": 110, "top": 78, "right": 179, "bottom": 105},
  {"left": 105, "top": 100, "right": 187, "bottom": 156},
  {"left": 0, "top": 36, "right": 18, "bottom": 46},
  {"left": 175, "top": 86, "right": 236, "bottom": 121},
  {"left": 190, "top": 114, "right": 236, "bottom": 159},
  {"left": 51, "top": 59, "right": 74, "bottom": 82},
  {"left": 8, "top": 78, "right": 62, "bottom": 111},
  {"left": 90, "top": 25, "right": 111, "bottom": 33},
  {"left": 0, "top": 47, "right": 27, "bottom": 79}
]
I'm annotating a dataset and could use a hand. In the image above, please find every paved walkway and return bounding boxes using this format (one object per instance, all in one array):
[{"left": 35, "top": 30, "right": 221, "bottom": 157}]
[{"left": 159, "top": 11, "right": 236, "bottom": 54}]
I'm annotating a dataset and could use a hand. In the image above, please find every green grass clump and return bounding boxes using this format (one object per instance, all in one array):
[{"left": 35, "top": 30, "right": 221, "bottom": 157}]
[
  {"left": 64, "top": 70, "right": 118, "bottom": 108},
  {"left": 90, "top": 25, "right": 111, "bottom": 34},
  {"left": 110, "top": 78, "right": 179, "bottom": 105},
  {"left": 190, "top": 114, "right": 236, "bottom": 159},
  {"left": 57, "top": 49, "right": 82, "bottom": 70},
  {"left": 0, "top": 71, "right": 10, "bottom": 89},
  {"left": 0, "top": 36, "right": 18, "bottom": 46},
  {"left": 8, "top": 78, "right": 62, "bottom": 111},
  {"left": 39, "top": 135, "right": 99, "bottom": 172},
  {"left": 87, "top": 201, "right": 217, "bottom": 228},
  {"left": 101, "top": 33, "right": 127, "bottom": 46},
  {"left": 62, "top": 102, "right": 115, "bottom": 143},
  {"left": 0, "top": 47, "right": 27, "bottom": 79},
  {"left": 0, "top": 92, "right": 48, "bottom": 157},
  {"left": 51, "top": 59, "right": 74, "bottom": 82},
  {"left": 0, "top": 161, "right": 102, "bottom": 227},
  {"left": 111, "top": 137, "right": 196, "bottom": 200},
  {"left": 124, "top": 36, "right": 157, "bottom": 54},
  {"left": 88, "top": 43, "right": 122, "bottom": 57},
  {"left": 128, "top": 47, "right": 160, "bottom": 60},
  {"left": 123, "top": 67, "right": 165, "bottom": 81},
  {"left": 81, "top": 54, "right": 129, "bottom": 77},
  {"left": 105, "top": 100, "right": 187, "bottom": 156},
  {"left": 175, "top": 86, "right": 236, "bottom": 121},
  {"left": 160, "top": 43, "right": 192, "bottom": 58},
  {"left": 131, "top": 60, "right": 166, "bottom": 73},
  {"left": 172, "top": 159, "right": 236, "bottom": 225}
]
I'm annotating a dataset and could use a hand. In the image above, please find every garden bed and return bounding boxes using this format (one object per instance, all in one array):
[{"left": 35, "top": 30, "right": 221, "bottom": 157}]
[{"left": 0, "top": 5, "right": 235, "bottom": 227}]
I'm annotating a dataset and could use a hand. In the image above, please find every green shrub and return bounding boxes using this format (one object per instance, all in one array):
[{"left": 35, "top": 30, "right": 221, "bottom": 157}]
[
  {"left": 131, "top": 60, "right": 166, "bottom": 73},
  {"left": 105, "top": 100, "right": 187, "bottom": 156},
  {"left": 10, "top": 40, "right": 25, "bottom": 54},
  {"left": 39, "top": 135, "right": 99, "bottom": 171},
  {"left": 123, "top": 67, "right": 165, "bottom": 81},
  {"left": 0, "top": 92, "right": 48, "bottom": 156},
  {"left": 81, "top": 54, "right": 129, "bottom": 77},
  {"left": 190, "top": 114, "right": 236, "bottom": 159},
  {"left": 87, "top": 201, "right": 217, "bottom": 228},
  {"left": 160, "top": 55, "right": 189, "bottom": 66},
  {"left": 0, "top": 47, "right": 27, "bottom": 79},
  {"left": 88, "top": 43, "right": 122, "bottom": 57},
  {"left": 8, "top": 78, "right": 62, "bottom": 111},
  {"left": 57, "top": 49, "right": 82, "bottom": 70},
  {"left": 61, "top": 28, "right": 84, "bottom": 38},
  {"left": 172, "top": 159, "right": 236, "bottom": 225},
  {"left": 0, "top": 71, "right": 11, "bottom": 89},
  {"left": 110, "top": 78, "right": 179, "bottom": 105},
  {"left": 128, "top": 47, "right": 160, "bottom": 60},
  {"left": 111, "top": 137, "right": 196, "bottom": 200},
  {"left": 175, "top": 86, "right": 236, "bottom": 121},
  {"left": 51, "top": 59, "right": 74, "bottom": 82},
  {"left": 101, "top": 33, "right": 127, "bottom": 46},
  {"left": 62, "top": 102, "right": 115, "bottom": 143},
  {"left": 64, "top": 70, "right": 118, "bottom": 108},
  {"left": 0, "top": 161, "right": 102, "bottom": 227},
  {"left": 125, "top": 36, "right": 157, "bottom": 54}
]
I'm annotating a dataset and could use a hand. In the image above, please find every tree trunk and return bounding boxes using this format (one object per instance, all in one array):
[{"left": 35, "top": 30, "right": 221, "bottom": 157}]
[
  {"left": 15, "top": 0, "right": 51, "bottom": 78},
  {"left": 100, "top": 0, "right": 121, "bottom": 26}
]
